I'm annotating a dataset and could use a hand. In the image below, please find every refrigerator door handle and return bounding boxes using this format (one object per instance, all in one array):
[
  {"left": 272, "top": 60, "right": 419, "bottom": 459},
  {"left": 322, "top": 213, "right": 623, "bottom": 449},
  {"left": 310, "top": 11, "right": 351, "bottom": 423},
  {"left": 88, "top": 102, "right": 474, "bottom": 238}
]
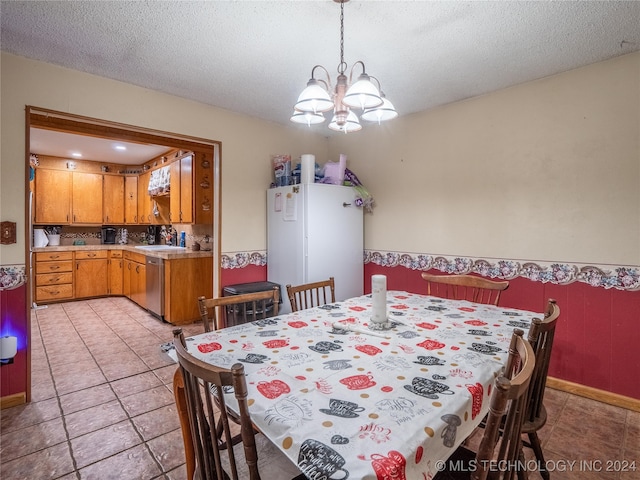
[{"left": 342, "top": 202, "right": 352, "bottom": 207}]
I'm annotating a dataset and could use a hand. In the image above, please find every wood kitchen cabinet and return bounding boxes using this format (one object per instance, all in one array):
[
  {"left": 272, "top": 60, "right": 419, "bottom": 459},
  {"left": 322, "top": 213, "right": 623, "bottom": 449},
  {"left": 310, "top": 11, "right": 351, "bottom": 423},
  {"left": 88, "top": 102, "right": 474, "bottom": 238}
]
[
  {"left": 72, "top": 172, "right": 103, "bottom": 224},
  {"left": 75, "top": 250, "right": 108, "bottom": 298},
  {"left": 124, "top": 176, "right": 138, "bottom": 224},
  {"left": 108, "top": 250, "right": 124, "bottom": 295},
  {"left": 34, "top": 251, "right": 73, "bottom": 303},
  {"left": 164, "top": 256, "right": 213, "bottom": 325},
  {"left": 137, "top": 171, "right": 151, "bottom": 224},
  {"left": 170, "top": 153, "right": 193, "bottom": 224},
  {"left": 103, "top": 175, "right": 125, "bottom": 224},
  {"left": 124, "top": 251, "right": 146, "bottom": 309},
  {"left": 34, "top": 169, "right": 71, "bottom": 224},
  {"left": 193, "top": 151, "right": 214, "bottom": 225}
]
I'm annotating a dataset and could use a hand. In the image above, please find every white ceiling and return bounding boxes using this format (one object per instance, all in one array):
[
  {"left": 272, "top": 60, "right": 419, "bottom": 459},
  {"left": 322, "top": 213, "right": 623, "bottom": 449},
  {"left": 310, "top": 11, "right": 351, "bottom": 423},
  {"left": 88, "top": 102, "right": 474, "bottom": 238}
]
[
  {"left": 30, "top": 129, "right": 172, "bottom": 165},
  {"left": 3, "top": 0, "right": 640, "bottom": 158}
]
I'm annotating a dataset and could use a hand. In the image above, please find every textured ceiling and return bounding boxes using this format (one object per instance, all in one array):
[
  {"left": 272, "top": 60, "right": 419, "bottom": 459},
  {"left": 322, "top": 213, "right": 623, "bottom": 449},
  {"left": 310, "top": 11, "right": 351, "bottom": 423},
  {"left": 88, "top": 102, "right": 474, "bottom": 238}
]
[{"left": 2, "top": 0, "right": 640, "bottom": 131}]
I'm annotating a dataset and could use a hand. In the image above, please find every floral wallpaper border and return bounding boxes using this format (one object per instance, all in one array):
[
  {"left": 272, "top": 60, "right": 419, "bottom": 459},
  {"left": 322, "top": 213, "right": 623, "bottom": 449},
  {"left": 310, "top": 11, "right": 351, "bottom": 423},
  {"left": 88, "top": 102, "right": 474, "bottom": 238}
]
[
  {"left": 4, "top": 251, "right": 638, "bottom": 291},
  {"left": 0, "top": 265, "right": 27, "bottom": 290},
  {"left": 365, "top": 251, "right": 640, "bottom": 291},
  {"left": 221, "top": 251, "right": 267, "bottom": 270},
  {"left": 220, "top": 250, "right": 639, "bottom": 291}
]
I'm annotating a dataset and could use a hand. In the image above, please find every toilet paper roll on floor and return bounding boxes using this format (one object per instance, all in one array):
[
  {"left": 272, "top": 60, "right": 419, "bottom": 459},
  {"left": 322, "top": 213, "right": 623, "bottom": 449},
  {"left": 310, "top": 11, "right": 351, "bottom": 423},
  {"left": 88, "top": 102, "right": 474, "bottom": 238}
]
[{"left": 301, "top": 154, "right": 315, "bottom": 184}]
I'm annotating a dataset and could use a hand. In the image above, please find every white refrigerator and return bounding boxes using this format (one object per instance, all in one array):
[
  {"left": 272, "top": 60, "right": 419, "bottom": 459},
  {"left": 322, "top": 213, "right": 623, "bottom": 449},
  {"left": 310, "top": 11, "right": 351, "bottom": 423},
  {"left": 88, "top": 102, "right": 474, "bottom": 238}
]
[{"left": 267, "top": 183, "right": 363, "bottom": 313}]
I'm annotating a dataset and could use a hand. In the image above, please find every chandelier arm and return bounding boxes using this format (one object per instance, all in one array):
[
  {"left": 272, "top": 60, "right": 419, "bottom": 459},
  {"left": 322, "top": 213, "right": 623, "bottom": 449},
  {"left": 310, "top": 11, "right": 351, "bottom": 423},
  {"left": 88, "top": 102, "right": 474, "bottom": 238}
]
[
  {"left": 348, "top": 60, "right": 367, "bottom": 84},
  {"left": 310, "top": 65, "right": 333, "bottom": 91},
  {"left": 368, "top": 75, "right": 382, "bottom": 92}
]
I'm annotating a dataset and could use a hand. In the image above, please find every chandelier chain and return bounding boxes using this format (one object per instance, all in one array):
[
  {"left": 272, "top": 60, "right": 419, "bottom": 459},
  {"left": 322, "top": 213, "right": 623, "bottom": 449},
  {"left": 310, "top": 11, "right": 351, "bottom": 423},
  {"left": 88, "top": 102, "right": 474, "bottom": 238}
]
[{"left": 338, "top": 0, "right": 346, "bottom": 75}]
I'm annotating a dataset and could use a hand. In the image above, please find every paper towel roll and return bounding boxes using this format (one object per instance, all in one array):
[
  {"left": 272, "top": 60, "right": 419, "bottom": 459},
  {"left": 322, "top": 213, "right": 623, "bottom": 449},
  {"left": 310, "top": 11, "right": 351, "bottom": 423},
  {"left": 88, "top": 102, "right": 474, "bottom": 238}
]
[
  {"left": 338, "top": 154, "right": 347, "bottom": 183},
  {"left": 0, "top": 336, "right": 17, "bottom": 360},
  {"left": 371, "top": 275, "right": 387, "bottom": 324},
  {"left": 301, "top": 154, "right": 315, "bottom": 184}
]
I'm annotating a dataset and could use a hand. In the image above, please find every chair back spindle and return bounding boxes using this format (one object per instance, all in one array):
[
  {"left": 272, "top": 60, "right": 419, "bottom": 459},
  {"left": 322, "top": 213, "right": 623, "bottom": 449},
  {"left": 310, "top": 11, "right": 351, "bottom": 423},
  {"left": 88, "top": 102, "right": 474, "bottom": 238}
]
[
  {"left": 286, "top": 277, "right": 335, "bottom": 312},
  {"left": 198, "top": 287, "right": 280, "bottom": 331},
  {"left": 421, "top": 273, "right": 509, "bottom": 306},
  {"left": 173, "top": 328, "right": 261, "bottom": 480}
]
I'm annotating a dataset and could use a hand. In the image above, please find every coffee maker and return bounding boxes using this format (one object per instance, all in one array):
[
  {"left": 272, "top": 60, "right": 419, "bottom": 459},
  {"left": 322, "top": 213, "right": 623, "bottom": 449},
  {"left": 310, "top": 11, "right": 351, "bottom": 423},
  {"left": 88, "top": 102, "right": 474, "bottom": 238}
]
[
  {"left": 147, "top": 226, "right": 161, "bottom": 245},
  {"left": 101, "top": 226, "right": 117, "bottom": 244}
]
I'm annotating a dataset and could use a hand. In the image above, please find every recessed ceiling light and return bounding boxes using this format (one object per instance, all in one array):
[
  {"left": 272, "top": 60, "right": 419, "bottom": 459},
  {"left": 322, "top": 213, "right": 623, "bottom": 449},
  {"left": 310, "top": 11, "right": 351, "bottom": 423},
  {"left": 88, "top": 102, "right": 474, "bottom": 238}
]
[
  {"left": 71, "top": 152, "right": 82, "bottom": 158},
  {"left": 114, "top": 145, "right": 127, "bottom": 151}
]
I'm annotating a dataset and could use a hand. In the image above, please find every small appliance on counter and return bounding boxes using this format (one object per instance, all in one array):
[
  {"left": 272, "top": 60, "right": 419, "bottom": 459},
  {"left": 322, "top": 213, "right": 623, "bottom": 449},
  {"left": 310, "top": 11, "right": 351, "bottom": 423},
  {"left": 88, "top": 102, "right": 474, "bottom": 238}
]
[
  {"left": 147, "top": 225, "right": 161, "bottom": 245},
  {"left": 34, "top": 228, "right": 48, "bottom": 248},
  {"left": 101, "top": 226, "right": 117, "bottom": 244}
]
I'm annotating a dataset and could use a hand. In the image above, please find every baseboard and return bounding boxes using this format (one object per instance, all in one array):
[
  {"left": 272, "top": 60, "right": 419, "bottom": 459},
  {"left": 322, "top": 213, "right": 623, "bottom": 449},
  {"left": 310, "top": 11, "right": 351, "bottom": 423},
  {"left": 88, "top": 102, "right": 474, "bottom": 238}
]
[
  {"left": 0, "top": 392, "right": 26, "bottom": 409},
  {"left": 547, "top": 377, "right": 640, "bottom": 413}
]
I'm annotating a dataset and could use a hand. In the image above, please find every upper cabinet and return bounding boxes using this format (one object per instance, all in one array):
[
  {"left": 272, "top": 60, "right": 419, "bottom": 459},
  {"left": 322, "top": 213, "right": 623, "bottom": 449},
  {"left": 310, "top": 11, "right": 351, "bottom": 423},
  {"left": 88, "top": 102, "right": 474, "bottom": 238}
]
[
  {"left": 170, "top": 153, "right": 193, "bottom": 224},
  {"left": 72, "top": 172, "right": 103, "bottom": 224},
  {"left": 124, "top": 176, "right": 138, "bottom": 224},
  {"left": 103, "top": 175, "right": 125, "bottom": 224},
  {"left": 34, "top": 169, "right": 71, "bottom": 224},
  {"left": 34, "top": 169, "right": 103, "bottom": 225},
  {"left": 33, "top": 148, "right": 212, "bottom": 226},
  {"left": 137, "top": 170, "right": 151, "bottom": 225},
  {"left": 193, "top": 151, "right": 213, "bottom": 225}
]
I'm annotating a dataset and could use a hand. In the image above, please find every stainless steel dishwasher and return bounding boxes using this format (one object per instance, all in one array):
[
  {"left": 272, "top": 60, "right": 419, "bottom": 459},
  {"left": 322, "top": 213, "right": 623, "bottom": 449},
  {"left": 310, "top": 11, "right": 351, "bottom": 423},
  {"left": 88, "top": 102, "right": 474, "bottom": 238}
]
[{"left": 146, "top": 256, "right": 164, "bottom": 320}]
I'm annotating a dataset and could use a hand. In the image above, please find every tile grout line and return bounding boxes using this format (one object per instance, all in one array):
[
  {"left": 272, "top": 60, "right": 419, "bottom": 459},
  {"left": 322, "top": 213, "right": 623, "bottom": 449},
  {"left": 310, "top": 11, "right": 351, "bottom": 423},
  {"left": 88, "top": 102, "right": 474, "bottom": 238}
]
[
  {"left": 73, "top": 299, "right": 171, "bottom": 477},
  {"left": 33, "top": 307, "right": 81, "bottom": 479}
]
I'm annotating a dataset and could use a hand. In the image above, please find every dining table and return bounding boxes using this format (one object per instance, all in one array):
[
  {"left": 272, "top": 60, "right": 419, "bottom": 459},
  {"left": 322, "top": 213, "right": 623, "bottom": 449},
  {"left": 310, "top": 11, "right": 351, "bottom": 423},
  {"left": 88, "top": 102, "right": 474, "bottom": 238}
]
[{"left": 164, "top": 290, "right": 539, "bottom": 480}]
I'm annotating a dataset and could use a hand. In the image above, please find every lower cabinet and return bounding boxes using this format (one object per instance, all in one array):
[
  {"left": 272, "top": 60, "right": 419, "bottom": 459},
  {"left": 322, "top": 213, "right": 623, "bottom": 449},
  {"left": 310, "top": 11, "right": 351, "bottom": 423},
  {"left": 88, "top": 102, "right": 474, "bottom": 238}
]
[
  {"left": 124, "top": 251, "right": 146, "bottom": 309},
  {"left": 35, "top": 251, "right": 74, "bottom": 303},
  {"left": 33, "top": 248, "right": 211, "bottom": 325},
  {"left": 75, "top": 251, "right": 108, "bottom": 298},
  {"left": 164, "top": 256, "right": 213, "bottom": 325},
  {"left": 108, "top": 250, "right": 124, "bottom": 295}
]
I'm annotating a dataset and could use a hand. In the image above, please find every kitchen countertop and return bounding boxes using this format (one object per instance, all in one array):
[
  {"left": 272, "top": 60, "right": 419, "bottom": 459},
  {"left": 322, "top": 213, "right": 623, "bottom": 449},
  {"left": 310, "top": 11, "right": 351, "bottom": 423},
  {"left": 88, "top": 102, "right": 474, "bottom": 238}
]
[{"left": 32, "top": 244, "right": 214, "bottom": 260}]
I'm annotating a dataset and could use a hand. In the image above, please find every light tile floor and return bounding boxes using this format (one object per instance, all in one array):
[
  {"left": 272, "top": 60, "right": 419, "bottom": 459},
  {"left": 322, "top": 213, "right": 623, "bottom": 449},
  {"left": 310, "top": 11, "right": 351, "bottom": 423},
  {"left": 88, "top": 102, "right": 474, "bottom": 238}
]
[{"left": 1, "top": 297, "right": 639, "bottom": 479}]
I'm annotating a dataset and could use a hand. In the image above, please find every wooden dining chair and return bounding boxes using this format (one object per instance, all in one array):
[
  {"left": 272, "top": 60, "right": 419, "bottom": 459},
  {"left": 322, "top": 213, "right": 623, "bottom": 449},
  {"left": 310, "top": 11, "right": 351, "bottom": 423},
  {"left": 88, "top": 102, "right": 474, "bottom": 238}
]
[
  {"left": 421, "top": 273, "right": 509, "bottom": 306},
  {"left": 435, "top": 329, "right": 535, "bottom": 480},
  {"left": 172, "top": 329, "right": 306, "bottom": 480},
  {"left": 520, "top": 299, "right": 560, "bottom": 480},
  {"left": 286, "top": 277, "right": 335, "bottom": 312},
  {"left": 198, "top": 287, "right": 280, "bottom": 331}
]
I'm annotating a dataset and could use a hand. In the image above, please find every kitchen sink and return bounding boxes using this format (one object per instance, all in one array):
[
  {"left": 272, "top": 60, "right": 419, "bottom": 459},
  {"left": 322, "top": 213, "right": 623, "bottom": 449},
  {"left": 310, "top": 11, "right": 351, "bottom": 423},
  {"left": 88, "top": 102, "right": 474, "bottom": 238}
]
[{"left": 134, "top": 245, "right": 186, "bottom": 251}]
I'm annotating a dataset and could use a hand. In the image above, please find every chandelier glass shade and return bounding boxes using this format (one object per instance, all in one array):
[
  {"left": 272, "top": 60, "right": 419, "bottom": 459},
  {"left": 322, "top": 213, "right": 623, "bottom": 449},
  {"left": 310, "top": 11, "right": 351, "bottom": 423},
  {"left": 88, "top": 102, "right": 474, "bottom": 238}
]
[{"left": 291, "top": 0, "right": 397, "bottom": 133}]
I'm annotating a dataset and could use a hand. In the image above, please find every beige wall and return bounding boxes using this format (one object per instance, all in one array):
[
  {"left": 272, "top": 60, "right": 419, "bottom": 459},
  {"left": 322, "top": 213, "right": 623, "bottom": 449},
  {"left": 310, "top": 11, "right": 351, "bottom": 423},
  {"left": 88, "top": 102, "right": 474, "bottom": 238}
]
[
  {"left": 2, "top": 52, "right": 639, "bottom": 268},
  {"left": 330, "top": 52, "right": 640, "bottom": 266},
  {"left": 0, "top": 53, "right": 328, "bottom": 264}
]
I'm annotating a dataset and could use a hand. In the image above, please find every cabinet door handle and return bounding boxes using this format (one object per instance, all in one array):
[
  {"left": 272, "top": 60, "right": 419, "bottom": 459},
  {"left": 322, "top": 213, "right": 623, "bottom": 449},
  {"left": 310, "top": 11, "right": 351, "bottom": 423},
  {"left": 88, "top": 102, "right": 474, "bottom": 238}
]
[
  {"left": 88, "top": 253, "right": 96, "bottom": 257},
  {"left": 50, "top": 265, "right": 60, "bottom": 271},
  {"left": 51, "top": 255, "right": 60, "bottom": 259}
]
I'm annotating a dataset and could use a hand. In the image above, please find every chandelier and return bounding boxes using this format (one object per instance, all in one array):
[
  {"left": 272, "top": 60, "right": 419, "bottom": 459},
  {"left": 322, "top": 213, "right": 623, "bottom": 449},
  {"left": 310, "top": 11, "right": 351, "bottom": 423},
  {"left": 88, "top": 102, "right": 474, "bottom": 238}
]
[{"left": 290, "top": 0, "right": 397, "bottom": 133}]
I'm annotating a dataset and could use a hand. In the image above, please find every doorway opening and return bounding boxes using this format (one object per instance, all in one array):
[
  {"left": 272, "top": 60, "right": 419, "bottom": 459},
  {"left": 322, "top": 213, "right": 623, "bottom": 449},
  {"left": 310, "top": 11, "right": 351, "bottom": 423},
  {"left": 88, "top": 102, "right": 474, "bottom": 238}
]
[{"left": 25, "top": 106, "right": 221, "bottom": 373}]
